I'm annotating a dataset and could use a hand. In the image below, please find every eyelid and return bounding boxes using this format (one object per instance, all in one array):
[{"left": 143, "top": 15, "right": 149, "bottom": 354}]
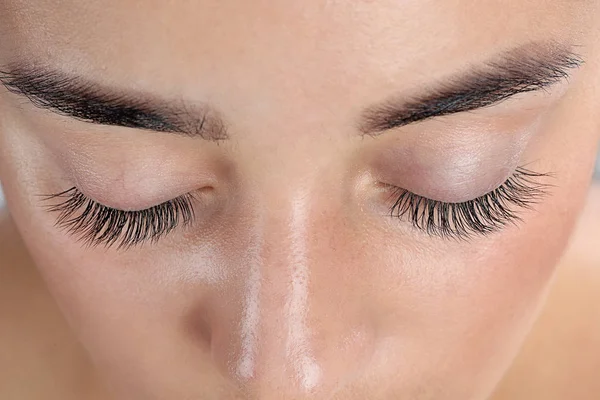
[
  {"left": 369, "top": 105, "right": 547, "bottom": 204},
  {"left": 385, "top": 167, "right": 552, "bottom": 239}
]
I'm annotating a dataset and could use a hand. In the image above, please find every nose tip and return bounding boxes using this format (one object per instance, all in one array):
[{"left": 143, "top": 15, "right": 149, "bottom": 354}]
[{"left": 217, "top": 311, "right": 377, "bottom": 399}]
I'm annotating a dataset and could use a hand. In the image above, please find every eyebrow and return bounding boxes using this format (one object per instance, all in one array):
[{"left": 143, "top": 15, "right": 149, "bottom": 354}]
[
  {"left": 359, "top": 42, "right": 584, "bottom": 135},
  {"left": 0, "top": 65, "right": 229, "bottom": 141},
  {"left": 0, "top": 41, "right": 584, "bottom": 140}
]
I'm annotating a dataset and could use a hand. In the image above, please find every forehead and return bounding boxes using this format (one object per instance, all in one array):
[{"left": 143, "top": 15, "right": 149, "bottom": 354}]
[
  {"left": 0, "top": 1, "right": 590, "bottom": 110},
  {"left": 1, "top": 1, "right": 584, "bottom": 62}
]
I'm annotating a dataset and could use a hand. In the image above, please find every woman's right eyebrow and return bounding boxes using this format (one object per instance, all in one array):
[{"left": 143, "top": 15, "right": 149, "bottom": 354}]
[{"left": 0, "top": 64, "right": 230, "bottom": 141}]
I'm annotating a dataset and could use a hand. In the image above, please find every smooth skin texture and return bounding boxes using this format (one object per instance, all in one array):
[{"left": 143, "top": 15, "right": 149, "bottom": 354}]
[
  {"left": 0, "top": 1, "right": 599, "bottom": 399},
  {"left": 1, "top": 188, "right": 600, "bottom": 400}
]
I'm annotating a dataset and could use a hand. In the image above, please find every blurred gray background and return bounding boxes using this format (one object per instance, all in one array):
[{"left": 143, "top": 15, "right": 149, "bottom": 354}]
[{"left": 0, "top": 152, "right": 600, "bottom": 209}]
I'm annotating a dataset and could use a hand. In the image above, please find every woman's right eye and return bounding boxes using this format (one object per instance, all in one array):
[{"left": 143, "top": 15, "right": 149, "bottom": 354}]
[{"left": 42, "top": 187, "right": 197, "bottom": 249}]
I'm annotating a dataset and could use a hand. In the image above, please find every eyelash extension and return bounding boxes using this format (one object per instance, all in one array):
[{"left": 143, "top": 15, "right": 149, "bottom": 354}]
[
  {"left": 42, "top": 187, "right": 196, "bottom": 249},
  {"left": 386, "top": 167, "right": 551, "bottom": 239}
]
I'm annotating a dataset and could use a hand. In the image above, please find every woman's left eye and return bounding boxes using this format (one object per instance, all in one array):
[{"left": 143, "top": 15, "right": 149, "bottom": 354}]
[
  {"left": 42, "top": 187, "right": 196, "bottom": 249},
  {"left": 384, "top": 167, "right": 552, "bottom": 239}
]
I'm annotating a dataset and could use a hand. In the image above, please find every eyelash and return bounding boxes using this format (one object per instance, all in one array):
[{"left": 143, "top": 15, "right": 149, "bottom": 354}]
[
  {"left": 385, "top": 167, "right": 551, "bottom": 239},
  {"left": 42, "top": 187, "right": 196, "bottom": 249},
  {"left": 43, "top": 167, "right": 548, "bottom": 249}
]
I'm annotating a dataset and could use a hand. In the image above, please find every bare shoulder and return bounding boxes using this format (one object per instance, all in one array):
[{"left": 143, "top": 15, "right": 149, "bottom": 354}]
[
  {"left": 493, "top": 184, "right": 600, "bottom": 400},
  {"left": 0, "top": 211, "right": 105, "bottom": 400}
]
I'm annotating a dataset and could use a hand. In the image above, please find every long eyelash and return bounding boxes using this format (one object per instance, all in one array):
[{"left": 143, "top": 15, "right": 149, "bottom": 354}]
[
  {"left": 41, "top": 187, "right": 196, "bottom": 249},
  {"left": 387, "top": 167, "right": 552, "bottom": 239}
]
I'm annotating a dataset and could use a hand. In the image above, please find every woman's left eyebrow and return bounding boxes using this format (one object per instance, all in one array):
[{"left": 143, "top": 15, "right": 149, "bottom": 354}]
[{"left": 359, "top": 41, "right": 584, "bottom": 136}]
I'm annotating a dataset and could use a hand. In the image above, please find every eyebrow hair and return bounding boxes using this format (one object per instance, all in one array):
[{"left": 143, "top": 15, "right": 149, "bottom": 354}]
[
  {"left": 0, "top": 65, "right": 229, "bottom": 141},
  {"left": 0, "top": 41, "right": 584, "bottom": 140},
  {"left": 359, "top": 42, "right": 584, "bottom": 135}
]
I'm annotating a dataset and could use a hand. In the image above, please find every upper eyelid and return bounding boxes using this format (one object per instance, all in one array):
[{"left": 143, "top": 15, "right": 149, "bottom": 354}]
[{"left": 385, "top": 167, "right": 552, "bottom": 239}]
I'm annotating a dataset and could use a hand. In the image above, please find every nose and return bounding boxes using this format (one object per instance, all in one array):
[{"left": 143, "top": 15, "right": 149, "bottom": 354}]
[{"left": 203, "top": 191, "right": 378, "bottom": 399}]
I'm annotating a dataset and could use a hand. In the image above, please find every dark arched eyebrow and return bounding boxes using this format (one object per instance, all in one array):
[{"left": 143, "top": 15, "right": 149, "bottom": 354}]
[
  {"left": 359, "top": 41, "right": 584, "bottom": 135},
  {"left": 0, "top": 41, "right": 583, "bottom": 140},
  {"left": 0, "top": 65, "right": 229, "bottom": 141}
]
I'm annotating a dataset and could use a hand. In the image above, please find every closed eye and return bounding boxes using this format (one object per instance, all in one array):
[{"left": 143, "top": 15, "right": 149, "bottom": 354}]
[
  {"left": 385, "top": 167, "right": 552, "bottom": 239},
  {"left": 41, "top": 187, "right": 197, "bottom": 249}
]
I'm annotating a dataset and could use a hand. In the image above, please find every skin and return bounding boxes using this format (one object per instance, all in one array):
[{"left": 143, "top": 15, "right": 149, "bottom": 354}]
[
  {"left": 2, "top": 190, "right": 600, "bottom": 400},
  {"left": 0, "top": 1, "right": 599, "bottom": 399},
  {"left": 494, "top": 185, "right": 600, "bottom": 399}
]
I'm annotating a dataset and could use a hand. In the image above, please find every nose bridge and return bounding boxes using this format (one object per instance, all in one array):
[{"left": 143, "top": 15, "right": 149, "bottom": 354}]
[
  {"left": 215, "top": 183, "right": 376, "bottom": 398},
  {"left": 281, "top": 192, "right": 322, "bottom": 390},
  {"left": 241, "top": 189, "right": 323, "bottom": 392}
]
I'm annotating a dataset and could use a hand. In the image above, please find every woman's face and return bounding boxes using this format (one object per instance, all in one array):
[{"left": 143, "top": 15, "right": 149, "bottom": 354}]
[{"left": 1, "top": 1, "right": 599, "bottom": 399}]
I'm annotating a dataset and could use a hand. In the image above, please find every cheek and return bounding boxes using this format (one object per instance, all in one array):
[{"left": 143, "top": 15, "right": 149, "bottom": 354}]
[
  {"left": 362, "top": 181, "right": 581, "bottom": 396},
  {"left": 368, "top": 232, "right": 559, "bottom": 354},
  {"left": 18, "top": 238, "right": 237, "bottom": 397}
]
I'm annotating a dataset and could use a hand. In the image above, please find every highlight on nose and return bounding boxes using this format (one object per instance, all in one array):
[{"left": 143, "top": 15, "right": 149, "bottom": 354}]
[
  {"left": 203, "top": 193, "right": 377, "bottom": 398},
  {"left": 281, "top": 198, "right": 322, "bottom": 392}
]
